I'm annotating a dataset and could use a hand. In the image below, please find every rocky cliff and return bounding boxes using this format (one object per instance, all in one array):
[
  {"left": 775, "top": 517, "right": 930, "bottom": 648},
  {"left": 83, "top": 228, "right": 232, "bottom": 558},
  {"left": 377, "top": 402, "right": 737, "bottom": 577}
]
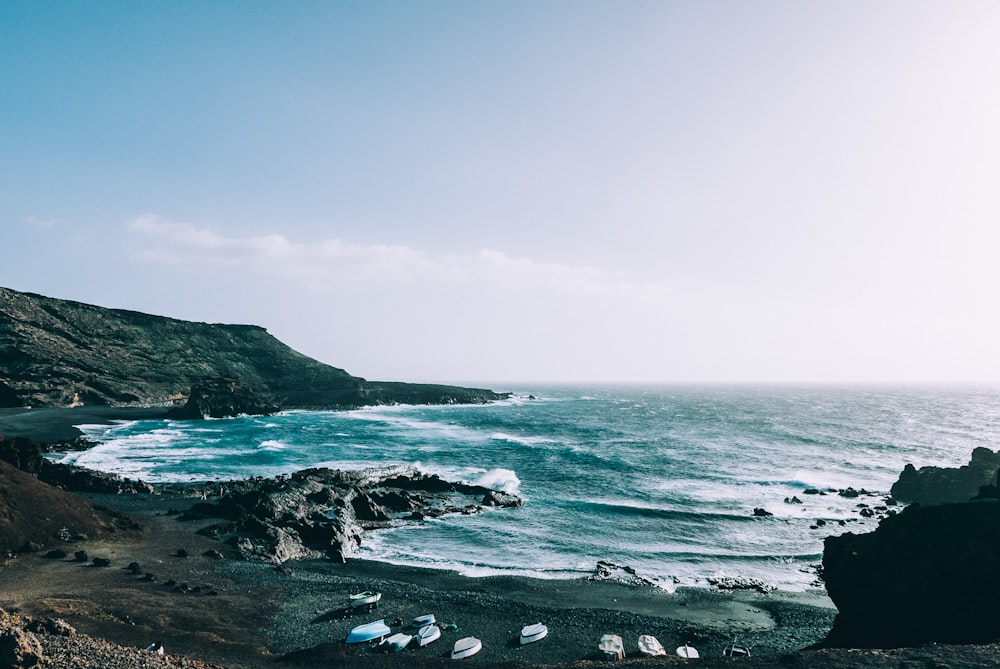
[
  {"left": 0, "top": 287, "right": 506, "bottom": 410},
  {"left": 890, "top": 447, "right": 1000, "bottom": 506},
  {"left": 822, "top": 499, "right": 1000, "bottom": 648}
]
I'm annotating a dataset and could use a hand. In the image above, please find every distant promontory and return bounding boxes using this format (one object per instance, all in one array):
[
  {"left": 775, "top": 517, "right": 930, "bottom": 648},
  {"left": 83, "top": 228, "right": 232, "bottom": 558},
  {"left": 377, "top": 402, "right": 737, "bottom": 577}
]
[{"left": 0, "top": 286, "right": 507, "bottom": 413}]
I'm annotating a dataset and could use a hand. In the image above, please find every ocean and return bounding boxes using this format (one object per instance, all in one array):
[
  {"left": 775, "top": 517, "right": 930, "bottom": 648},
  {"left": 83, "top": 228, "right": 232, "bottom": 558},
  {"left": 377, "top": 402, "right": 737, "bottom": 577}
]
[{"left": 52, "top": 385, "right": 1000, "bottom": 591}]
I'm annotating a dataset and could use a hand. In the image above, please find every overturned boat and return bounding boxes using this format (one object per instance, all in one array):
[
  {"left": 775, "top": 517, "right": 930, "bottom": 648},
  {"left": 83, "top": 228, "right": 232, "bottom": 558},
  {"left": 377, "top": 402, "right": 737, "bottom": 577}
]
[
  {"left": 520, "top": 623, "right": 548, "bottom": 645},
  {"left": 416, "top": 624, "right": 441, "bottom": 647},
  {"left": 637, "top": 634, "right": 666, "bottom": 656},
  {"left": 676, "top": 643, "right": 700, "bottom": 658},
  {"left": 723, "top": 639, "right": 752, "bottom": 657},
  {"left": 346, "top": 619, "right": 391, "bottom": 644},
  {"left": 411, "top": 614, "right": 436, "bottom": 628},
  {"left": 349, "top": 591, "right": 382, "bottom": 610},
  {"left": 451, "top": 636, "right": 482, "bottom": 659},
  {"left": 599, "top": 634, "right": 624, "bottom": 661},
  {"left": 382, "top": 632, "right": 412, "bottom": 652}
]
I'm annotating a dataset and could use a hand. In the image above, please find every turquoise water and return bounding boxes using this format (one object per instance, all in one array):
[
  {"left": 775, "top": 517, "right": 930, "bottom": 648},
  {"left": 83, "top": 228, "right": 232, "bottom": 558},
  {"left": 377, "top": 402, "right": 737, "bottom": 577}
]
[{"left": 54, "top": 385, "right": 1000, "bottom": 590}]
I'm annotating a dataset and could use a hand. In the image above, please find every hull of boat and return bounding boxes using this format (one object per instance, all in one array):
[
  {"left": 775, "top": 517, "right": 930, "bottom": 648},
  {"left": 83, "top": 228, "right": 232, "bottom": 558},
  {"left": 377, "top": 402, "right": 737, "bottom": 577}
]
[
  {"left": 417, "top": 624, "right": 441, "bottom": 647},
  {"left": 520, "top": 623, "right": 548, "bottom": 645},
  {"left": 638, "top": 634, "right": 665, "bottom": 656},
  {"left": 451, "top": 637, "right": 482, "bottom": 659},
  {"left": 676, "top": 644, "right": 700, "bottom": 658},
  {"left": 346, "top": 620, "right": 391, "bottom": 644},
  {"left": 383, "top": 633, "right": 412, "bottom": 652},
  {"left": 599, "top": 634, "right": 624, "bottom": 661}
]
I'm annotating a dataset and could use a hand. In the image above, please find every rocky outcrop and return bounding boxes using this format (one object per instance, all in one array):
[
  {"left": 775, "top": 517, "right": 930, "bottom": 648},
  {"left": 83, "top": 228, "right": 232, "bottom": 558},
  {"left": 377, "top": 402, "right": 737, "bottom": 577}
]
[
  {"left": 180, "top": 466, "right": 522, "bottom": 564},
  {"left": 0, "top": 286, "right": 508, "bottom": 411},
  {"left": 890, "top": 447, "right": 1000, "bottom": 505},
  {"left": 822, "top": 498, "right": 1000, "bottom": 648},
  {"left": 0, "top": 435, "right": 152, "bottom": 495},
  {"left": 166, "top": 377, "right": 279, "bottom": 419}
]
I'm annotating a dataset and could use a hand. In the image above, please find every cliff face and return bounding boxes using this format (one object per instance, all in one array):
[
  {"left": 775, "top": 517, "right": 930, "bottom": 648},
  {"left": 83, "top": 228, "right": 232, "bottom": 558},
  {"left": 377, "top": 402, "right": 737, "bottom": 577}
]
[
  {"left": 0, "top": 287, "right": 506, "bottom": 410},
  {"left": 822, "top": 500, "right": 1000, "bottom": 648}
]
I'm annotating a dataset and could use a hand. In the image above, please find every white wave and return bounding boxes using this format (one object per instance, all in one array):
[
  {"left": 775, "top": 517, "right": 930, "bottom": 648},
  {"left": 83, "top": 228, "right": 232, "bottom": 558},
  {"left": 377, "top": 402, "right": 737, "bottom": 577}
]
[
  {"left": 412, "top": 462, "right": 522, "bottom": 495},
  {"left": 489, "top": 432, "right": 558, "bottom": 446},
  {"left": 258, "top": 440, "right": 287, "bottom": 451}
]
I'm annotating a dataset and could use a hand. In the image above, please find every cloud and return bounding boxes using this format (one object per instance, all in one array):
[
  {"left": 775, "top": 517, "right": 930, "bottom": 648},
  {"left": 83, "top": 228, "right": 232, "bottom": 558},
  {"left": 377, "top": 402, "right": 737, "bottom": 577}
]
[{"left": 127, "top": 215, "right": 665, "bottom": 301}]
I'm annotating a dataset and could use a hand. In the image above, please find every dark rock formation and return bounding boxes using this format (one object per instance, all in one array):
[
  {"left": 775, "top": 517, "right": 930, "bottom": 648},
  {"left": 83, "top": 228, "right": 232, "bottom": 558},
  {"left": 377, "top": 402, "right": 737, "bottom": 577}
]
[
  {"left": 0, "top": 609, "right": 42, "bottom": 668},
  {"left": 182, "top": 465, "right": 522, "bottom": 564},
  {"left": 823, "top": 498, "right": 1000, "bottom": 647},
  {"left": 167, "top": 377, "right": 279, "bottom": 419},
  {"left": 0, "top": 286, "right": 508, "bottom": 411},
  {"left": 890, "top": 447, "right": 1000, "bottom": 505}
]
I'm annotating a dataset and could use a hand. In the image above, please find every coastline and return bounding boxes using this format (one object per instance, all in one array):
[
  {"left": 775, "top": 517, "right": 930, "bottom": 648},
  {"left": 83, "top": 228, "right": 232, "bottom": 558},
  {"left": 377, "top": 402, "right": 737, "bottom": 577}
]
[
  {"left": 0, "top": 406, "right": 171, "bottom": 443},
  {"left": 0, "top": 487, "right": 838, "bottom": 668}
]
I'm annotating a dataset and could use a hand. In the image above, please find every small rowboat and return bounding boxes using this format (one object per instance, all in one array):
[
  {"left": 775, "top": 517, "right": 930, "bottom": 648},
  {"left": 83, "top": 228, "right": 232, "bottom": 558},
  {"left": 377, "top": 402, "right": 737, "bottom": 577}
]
[
  {"left": 416, "top": 624, "right": 441, "bottom": 647},
  {"left": 637, "top": 634, "right": 665, "bottom": 656},
  {"left": 451, "top": 637, "right": 482, "bottom": 659},
  {"left": 599, "top": 634, "right": 624, "bottom": 661},
  {"left": 382, "top": 632, "right": 412, "bottom": 652},
  {"left": 723, "top": 639, "right": 752, "bottom": 657},
  {"left": 411, "top": 614, "right": 436, "bottom": 628},
  {"left": 676, "top": 643, "right": 700, "bottom": 659},
  {"left": 520, "top": 623, "right": 548, "bottom": 645},
  {"left": 349, "top": 591, "right": 382, "bottom": 609},
  {"left": 345, "top": 619, "right": 391, "bottom": 644}
]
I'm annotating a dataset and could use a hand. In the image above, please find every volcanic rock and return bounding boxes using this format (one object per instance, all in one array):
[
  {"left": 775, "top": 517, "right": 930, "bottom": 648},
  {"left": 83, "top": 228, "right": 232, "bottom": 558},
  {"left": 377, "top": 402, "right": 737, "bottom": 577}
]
[
  {"left": 182, "top": 466, "right": 523, "bottom": 564},
  {"left": 890, "top": 447, "right": 1000, "bottom": 505},
  {"left": 823, "top": 498, "right": 1000, "bottom": 647}
]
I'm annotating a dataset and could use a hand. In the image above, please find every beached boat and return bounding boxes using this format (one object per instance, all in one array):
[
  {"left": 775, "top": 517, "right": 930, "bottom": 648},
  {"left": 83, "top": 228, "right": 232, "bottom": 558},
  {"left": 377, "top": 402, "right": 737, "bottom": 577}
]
[
  {"left": 723, "top": 639, "right": 752, "bottom": 657},
  {"left": 451, "top": 636, "right": 482, "bottom": 659},
  {"left": 345, "top": 619, "right": 391, "bottom": 644},
  {"left": 348, "top": 591, "right": 382, "bottom": 609},
  {"left": 520, "top": 623, "right": 548, "bottom": 645},
  {"left": 411, "top": 614, "right": 436, "bottom": 628},
  {"left": 416, "top": 624, "right": 441, "bottom": 647},
  {"left": 381, "top": 632, "right": 412, "bottom": 652},
  {"left": 598, "top": 634, "right": 625, "bottom": 661},
  {"left": 637, "top": 634, "right": 666, "bottom": 656},
  {"left": 676, "top": 643, "right": 700, "bottom": 658}
]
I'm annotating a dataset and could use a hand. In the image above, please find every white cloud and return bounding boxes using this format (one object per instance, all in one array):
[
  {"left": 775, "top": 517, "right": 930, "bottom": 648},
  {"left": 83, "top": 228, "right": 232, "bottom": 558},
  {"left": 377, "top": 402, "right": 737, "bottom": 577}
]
[{"left": 127, "top": 215, "right": 665, "bottom": 301}]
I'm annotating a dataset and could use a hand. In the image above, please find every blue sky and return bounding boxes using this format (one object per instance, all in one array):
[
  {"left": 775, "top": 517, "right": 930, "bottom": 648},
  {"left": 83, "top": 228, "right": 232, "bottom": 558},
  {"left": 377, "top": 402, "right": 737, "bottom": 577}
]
[{"left": 4, "top": 2, "right": 1000, "bottom": 385}]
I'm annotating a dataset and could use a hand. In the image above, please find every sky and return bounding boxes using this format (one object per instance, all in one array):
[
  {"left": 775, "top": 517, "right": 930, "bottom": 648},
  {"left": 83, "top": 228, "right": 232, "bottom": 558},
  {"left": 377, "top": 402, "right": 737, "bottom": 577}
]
[{"left": 3, "top": 1, "right": 1000, "bottom": 386}]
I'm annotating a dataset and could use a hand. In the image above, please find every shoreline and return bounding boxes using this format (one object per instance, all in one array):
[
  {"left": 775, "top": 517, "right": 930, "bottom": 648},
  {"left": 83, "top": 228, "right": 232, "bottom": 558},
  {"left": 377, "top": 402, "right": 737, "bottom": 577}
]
[
  {"left": 0, "top": 406, "right": 172, "bottom": 443},
  {"left": 0, "top": 488, "right": 838, "bottom": 669}
]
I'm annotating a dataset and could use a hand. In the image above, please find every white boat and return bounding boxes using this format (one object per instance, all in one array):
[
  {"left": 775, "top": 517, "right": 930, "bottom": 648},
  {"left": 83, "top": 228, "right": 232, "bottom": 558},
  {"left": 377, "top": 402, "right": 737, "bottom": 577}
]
[
  {"left": 451, "top": 637, "right": 482, "bottom": 659},
  {"left": 723, "top": 639, "right": 752, "bottom": 657},
  {"left": 676, "top": 643, "right": 700, "bottom": 658},
  {"left": 412, "top": 614, "right": 436, "bottom": 628},
  {"left": 520, "top": 623, "right": 548, "bottom": 645},
  {"left": 598, "top": 634, "right": 624, "bottom": 661},
  {"left": 416, "top": 624, "right": 441, "bottom": 647},
  {"left": 349, "top": 591, "right": 382, "bottom": 609},
  {"left": 345, "top": 619, "right": 391, "bottom": 644},
  {"left": 637, "top": 634, "right": 666, "bottom": 656},
  {"left": 381, "top": 632, "right": 412, "bottom": 652}
]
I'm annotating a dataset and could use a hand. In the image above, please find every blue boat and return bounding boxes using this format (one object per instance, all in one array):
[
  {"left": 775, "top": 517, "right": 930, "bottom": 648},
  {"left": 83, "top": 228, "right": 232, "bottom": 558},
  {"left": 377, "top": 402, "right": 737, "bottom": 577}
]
[{"left": 346, "top": 619, "right": 391, "bottom": 644}]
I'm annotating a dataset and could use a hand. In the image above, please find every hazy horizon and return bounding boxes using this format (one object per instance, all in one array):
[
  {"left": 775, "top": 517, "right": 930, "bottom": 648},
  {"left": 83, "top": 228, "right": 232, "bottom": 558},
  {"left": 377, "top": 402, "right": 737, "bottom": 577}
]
[{"left": 4, "top": 2, "right": 1000, "bottom": 385}]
